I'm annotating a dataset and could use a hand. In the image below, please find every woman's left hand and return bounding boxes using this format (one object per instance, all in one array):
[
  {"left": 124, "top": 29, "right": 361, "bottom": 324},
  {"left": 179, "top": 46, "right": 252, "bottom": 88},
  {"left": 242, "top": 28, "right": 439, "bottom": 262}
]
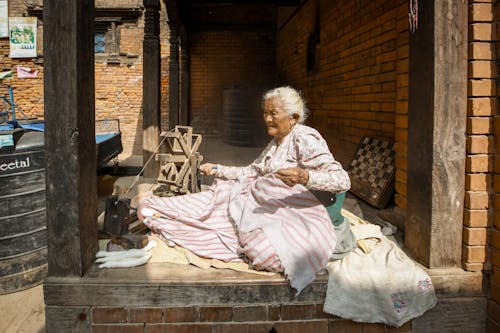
[{"left": 275, "top": 167, "right": 309, "bottom": 187}]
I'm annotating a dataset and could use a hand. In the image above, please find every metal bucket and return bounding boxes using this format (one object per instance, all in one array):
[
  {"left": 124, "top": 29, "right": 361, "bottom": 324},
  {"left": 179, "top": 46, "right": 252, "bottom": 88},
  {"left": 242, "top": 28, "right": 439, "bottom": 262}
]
[{"left": 0, "top": 130, "right": 46, "bottom": 294}]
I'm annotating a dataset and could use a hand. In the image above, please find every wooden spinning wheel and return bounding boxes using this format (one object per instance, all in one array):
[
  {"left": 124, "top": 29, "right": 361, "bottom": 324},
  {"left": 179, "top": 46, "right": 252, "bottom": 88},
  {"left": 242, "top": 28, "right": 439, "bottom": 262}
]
[{"left": 156, "top": 126, "right": 203, "bottom": 194}]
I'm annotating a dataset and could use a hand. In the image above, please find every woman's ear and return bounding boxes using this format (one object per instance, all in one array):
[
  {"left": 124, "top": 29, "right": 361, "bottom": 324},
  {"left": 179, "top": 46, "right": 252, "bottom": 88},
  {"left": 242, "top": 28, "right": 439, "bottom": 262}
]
[{"left": 291, "top": 113, "right": 300, "bottom": 124}]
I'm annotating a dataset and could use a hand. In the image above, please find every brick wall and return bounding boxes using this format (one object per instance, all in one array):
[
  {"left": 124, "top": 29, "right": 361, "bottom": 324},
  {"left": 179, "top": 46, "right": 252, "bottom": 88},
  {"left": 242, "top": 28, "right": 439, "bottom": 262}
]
[
  {"left": 89, "top": 304, "right": 412, "bottom": 333},
  {"left": 276, "top": 0, "right": 408, "bottom": 209},
  {"left": 467, "top": 0, "right": 499, "bottom": 331},
  {"left": 0, "top": 2, "right": 44, "bottom": 119},
  {"left": 1, "top": 0, "right": 172, "bottom": 158},
  {"left": 189, "top": 29, "right": 276, "bottom": 136},
  {"left": 490, "top": 0, "right": 500, "bottom": 331}
]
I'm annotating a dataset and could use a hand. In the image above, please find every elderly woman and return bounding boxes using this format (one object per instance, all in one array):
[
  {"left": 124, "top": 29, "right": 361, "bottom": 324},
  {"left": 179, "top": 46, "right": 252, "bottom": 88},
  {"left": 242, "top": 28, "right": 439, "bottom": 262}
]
[{"left": 138, "top": 86, "right": 355, "bottom": 293}]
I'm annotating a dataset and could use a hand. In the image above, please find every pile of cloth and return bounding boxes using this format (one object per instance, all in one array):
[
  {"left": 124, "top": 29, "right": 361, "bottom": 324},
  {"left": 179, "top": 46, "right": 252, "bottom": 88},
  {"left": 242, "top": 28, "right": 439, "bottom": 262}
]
[{"left": 323, "top": 209, "right": 437, "bottom": 327}]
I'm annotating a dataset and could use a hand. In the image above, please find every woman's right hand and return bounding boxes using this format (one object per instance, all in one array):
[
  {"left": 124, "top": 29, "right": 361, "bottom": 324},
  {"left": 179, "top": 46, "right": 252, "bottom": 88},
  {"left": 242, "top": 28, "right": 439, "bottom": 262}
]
[{"left": 199, "top": 163, "right": 218, "bottom": 176}]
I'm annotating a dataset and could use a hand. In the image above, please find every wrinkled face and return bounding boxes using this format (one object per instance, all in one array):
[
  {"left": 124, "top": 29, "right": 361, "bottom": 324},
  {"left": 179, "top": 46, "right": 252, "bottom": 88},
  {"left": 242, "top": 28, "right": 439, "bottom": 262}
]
[{"left": 263, "top": 97, "right": 297, "bottom": 142}]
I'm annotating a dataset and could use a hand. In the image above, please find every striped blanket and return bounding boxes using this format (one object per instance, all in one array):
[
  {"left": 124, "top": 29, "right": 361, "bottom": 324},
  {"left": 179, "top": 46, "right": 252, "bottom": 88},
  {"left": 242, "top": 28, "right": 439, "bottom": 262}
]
[{"left": 143, "top": 174, "right": 336, "bottom": 293}]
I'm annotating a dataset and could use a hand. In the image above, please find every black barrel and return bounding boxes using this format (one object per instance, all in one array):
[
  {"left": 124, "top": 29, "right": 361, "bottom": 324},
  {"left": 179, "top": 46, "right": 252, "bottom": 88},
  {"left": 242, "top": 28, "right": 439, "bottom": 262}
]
[
  {"left": 222, "top": 85, "right": 269, "bottom": 147},
  {"left": 0, "top": 130, "right": 46, "bottom": 294}
]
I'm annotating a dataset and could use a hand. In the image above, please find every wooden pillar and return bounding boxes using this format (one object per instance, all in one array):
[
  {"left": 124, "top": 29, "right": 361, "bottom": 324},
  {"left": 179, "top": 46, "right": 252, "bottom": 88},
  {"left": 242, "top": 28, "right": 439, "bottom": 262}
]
[
  {"left": 179, "top": 27, "right": 189, "bottom": 126},
  {"left": 143, "top": 0, "right": 161, "bottom": 178},
  {"left": 43, "top": 0, "right": 97, "bottom": 276},
  {"left": 406, "top": 0, "right": 468, "bottom": 268},
  {"left": 168, "top": 26, "right": 180, "bottom": 129}
]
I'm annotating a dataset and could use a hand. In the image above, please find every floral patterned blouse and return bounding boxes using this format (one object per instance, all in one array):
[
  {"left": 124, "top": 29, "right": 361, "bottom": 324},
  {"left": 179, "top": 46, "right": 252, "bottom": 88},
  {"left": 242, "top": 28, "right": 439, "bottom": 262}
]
[{"left": 216, "top": 124, "right": 351, "bottom": 193}]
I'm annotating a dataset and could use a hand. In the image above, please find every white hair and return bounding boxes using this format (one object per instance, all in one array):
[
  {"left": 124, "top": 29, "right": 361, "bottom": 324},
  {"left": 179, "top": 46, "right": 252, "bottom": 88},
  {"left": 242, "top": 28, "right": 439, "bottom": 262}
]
[{"left": 262, "top": 86, "right": 308, "bottom": 123}]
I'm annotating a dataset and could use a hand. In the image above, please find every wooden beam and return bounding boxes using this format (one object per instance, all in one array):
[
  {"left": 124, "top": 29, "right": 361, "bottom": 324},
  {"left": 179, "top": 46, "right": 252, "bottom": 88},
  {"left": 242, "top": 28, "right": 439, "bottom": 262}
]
[
  {"left": 406, "top": 0, "right": 467, "bottom": 268},
  {"left": 43, "top": 0, "right": 97, "bottom": 277},
  {"left": 143, "top": 0, "right": 161, "bottom": 178},
  {"left": 180, "top": 26, "right": 190, "bottom": 126}
]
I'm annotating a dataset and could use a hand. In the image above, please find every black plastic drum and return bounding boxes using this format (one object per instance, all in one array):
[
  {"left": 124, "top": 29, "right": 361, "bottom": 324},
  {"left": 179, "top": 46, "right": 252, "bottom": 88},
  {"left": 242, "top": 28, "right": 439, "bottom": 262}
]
[
  {"left": 0, "top": 130, "right": 46, "bottom": 294},
  {"left": 222, "top": 85, "right": 269, "bottom": 147}
]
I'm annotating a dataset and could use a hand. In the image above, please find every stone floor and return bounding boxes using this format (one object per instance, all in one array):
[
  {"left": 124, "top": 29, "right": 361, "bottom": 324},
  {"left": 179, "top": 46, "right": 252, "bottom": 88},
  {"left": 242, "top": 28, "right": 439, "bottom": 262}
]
[{"left": 1, "top": 136, "right": 405, "bottom": 333}]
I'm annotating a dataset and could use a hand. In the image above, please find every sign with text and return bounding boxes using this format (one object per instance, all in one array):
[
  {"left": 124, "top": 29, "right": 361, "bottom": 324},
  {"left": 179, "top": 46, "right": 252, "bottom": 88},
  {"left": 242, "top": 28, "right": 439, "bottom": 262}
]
[
  {"left": 0, "top": 0, "right": 7, "bottom": 38},
  {"left": 9, "top": 17, "right": 37, "bottom": 58}
]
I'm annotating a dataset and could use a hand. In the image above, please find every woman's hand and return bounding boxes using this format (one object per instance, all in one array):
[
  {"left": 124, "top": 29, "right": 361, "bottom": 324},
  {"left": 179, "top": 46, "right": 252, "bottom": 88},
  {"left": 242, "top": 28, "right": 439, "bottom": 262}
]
[
  {"left": 199, "top": 163, "right": 218, "bottom": 176},
  {"left": 275, "top": 167, "right": 309, "bottom": 187}
]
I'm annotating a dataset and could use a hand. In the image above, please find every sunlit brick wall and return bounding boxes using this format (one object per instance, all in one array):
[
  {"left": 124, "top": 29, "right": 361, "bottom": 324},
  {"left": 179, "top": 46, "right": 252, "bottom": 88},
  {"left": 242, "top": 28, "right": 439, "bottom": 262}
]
[
  {"left": 487, "top": 0, "right": 500, "bottom": 330},
  {"left": 276, "top": 0, "right": 408, "bottom": 209}
]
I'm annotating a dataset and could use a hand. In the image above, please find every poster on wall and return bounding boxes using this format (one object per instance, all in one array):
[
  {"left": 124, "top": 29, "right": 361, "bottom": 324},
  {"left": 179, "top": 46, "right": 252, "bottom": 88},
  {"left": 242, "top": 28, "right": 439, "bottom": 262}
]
[
  {"left": 0, "top": 0, "right": 8, "bottom": 38},
  {"left": 9, "top": 17, "right": 37, "bottom": 58}
]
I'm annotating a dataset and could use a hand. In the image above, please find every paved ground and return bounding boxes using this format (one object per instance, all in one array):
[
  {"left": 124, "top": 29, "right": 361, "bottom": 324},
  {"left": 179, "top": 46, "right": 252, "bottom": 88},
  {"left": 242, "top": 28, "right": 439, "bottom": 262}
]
[{"left": 0, "top": 284, "right": 45, "bottom": 333}]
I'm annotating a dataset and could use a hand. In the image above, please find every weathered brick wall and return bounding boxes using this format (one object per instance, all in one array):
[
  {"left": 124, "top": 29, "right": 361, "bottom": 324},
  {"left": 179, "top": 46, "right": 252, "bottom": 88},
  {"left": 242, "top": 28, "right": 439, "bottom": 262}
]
[
  {"left": 189, "top": 29, "right": 276, "bottom": 136},
  {"left": 468, "top": 0, "right": 499, "bottom": 331},
  {"left": 1, "top": 0, "right": 171, "bottom": 157},
  {"left": 0, "top": 2, "right": 44, "bottom": 119},
  {"left": 276, "top": 0, "right": 409, "bottom": 208},
  {"left": 89, "top": 304, "right": 412, "bottom": 333}
]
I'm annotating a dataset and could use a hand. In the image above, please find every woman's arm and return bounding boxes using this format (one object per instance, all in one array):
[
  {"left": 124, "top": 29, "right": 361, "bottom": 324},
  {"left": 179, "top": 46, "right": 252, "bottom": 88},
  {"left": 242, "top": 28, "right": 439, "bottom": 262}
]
[
  {"left": 287, "top": 130, "right": 351, "bottom": 193},
  {"left": 201, "top": 141, "right": 274, "bottom": 180}
]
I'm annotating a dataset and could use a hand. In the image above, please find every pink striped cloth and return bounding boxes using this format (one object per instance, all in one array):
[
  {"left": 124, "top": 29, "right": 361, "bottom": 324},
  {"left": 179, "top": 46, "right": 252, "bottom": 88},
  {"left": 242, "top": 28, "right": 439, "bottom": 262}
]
[
  {"left": 230, "top": 174, "right": 336, "bottom": 292},
  {"left": 142, "top": 174, "right": 336, "bottom": 293}
]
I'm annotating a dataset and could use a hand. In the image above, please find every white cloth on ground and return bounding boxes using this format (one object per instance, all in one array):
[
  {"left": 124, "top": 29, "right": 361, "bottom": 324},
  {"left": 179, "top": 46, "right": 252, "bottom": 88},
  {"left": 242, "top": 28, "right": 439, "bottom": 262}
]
[
  {"left": 95, "top": 240, "right": 157, "bottom": 268},
  {"left": 323, "top": 224, "right": 437, "bottom": 327}
]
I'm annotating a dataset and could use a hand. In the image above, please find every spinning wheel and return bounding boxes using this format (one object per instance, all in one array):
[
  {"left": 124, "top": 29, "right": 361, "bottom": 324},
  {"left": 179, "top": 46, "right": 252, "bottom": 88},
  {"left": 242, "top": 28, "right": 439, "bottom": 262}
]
[{"left": 156, "top": 126, "right": 203, "bottom": 195}]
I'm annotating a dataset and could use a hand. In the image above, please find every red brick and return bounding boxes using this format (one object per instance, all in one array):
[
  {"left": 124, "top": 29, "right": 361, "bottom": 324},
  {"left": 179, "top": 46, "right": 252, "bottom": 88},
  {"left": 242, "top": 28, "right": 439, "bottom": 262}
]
[
  {"left": 268, "top": 305, "right": 280, "bottom": 321},
  {"left": 463, "top": 227, "right": 488, "bottom": 245},
  {"left": 363, "top": 322, "right": 412, "bottom": 332},
  {"left": 146, "top": 323, "right": 212, "bottom": 333},
  {"left": 273, "top": 320, "right": 328, "bottom": 333},
  {"left": 466, "top": 173, "right": 490, "bottom": 192},
  {"left": 469, "top": 23, "right": 496, "bottom": 41},
  {"left": 314, "top": 303, "right": 338, "bottom": 319},
  {"left": 280, "top": 304, "right": 315, "bottom": 320},
  {"left": 468, "top": 79, "right": 495, "bottom": 96},
  {"left": 469, "top": 60, "right": 495, "bottom": 79},
  {"left": 129, "top": 308, "right": 162, "bottom": 323},
  {"left": 463, "top": 262, "right": 484, "bottom": 271},
  {"left": 213, "top": 323, "right": 273, "bottom": 333},
  {"left": 466, "top": 155, "right": 491, "bottom": 173},
  {"left": 92, "top": 324, "right": 144, "bottom": 333},
  {"left": 463, "top": 209, "right": 489, "bottom": 227},
  {"left": 465, "top": 191, "right": 489, "bottom": 209},
  {"left": 467, "top": 135, "right": 492, "bottom": 154},
  {"left": 232, "top": 305, "right": 267, "bottom": 322},
  {"left": 198, "top": 306, "right": 232, "bottom": 322},
  {"left": 470, "top": 3, "right": 494, "bottom": 22},
  {"left": 468, "top": 97, "right": 495, "bottom": 116},
  {"left": 92, "top": 307, "right": 127, "bottom": 324},
  {"left": 329, "top": 320, "right": 364, "bottom": 333},
  {"left": 467, "top": 117, "right": 492, "bottom": 134},
  {"left": 462, "top": 244, "right": 487, "bottom": 262},
  {"left": 163, "top": 307, "right": 197, "bottom": 323}
]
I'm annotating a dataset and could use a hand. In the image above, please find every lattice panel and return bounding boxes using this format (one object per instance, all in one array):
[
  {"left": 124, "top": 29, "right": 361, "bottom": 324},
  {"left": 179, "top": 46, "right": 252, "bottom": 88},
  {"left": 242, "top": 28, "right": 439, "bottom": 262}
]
[{"left": 347, "top": 137, "right": 395, "bottom": 208}]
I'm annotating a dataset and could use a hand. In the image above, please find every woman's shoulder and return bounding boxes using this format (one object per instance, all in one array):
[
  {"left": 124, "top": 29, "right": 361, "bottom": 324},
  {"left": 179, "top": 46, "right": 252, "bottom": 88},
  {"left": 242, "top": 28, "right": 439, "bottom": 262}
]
[{"left": 294, "top": 124, "right": 325, "bottom": 141}]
